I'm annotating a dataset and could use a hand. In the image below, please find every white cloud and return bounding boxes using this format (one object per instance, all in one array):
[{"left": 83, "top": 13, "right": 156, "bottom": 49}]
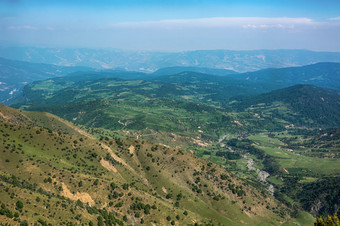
[
  {"left": 7, "top": 25, "right": 55, "bottom": 31},
  {"left": 108, "top": 17, "right": 318, "bottom": 30},
  {"left": 8, "top": 25, "right": 38, "bottom": 30},
  {"left": 329, "top": 17, "right": 340, "bottom": 21}
]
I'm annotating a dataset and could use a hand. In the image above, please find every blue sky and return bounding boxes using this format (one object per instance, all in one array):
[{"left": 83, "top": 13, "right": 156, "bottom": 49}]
[{"left": 1, "top": 0, "right": 340, "bottom": 51}]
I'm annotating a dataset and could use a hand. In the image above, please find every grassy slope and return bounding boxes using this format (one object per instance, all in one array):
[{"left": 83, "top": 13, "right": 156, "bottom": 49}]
[
  {"left": 11, "top": 77, "right": 340, "bottom": 219},
  {"left": 230, "top": 84, "right": 340, "bottom": 128},
  {"left": 0, "top": 105, "right": 286, "bottom": 225}
]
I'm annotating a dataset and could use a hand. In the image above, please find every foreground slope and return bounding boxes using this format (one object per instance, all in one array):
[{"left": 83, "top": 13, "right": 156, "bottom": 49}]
[{"left": 0, "top": 105, "right": 286, "bottom": 225}]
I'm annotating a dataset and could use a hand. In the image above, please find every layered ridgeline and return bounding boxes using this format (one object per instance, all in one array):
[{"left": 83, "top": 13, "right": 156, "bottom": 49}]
[
  {"left": 2, "top": 56, "right": 340, "bottom": 105},
  {"left": 2, "top": 47, "right": 340, "bottom": 72},
  {"left": 13, "top": 70, "right": 276, "bottom": 106},
  {"left": 149, "top": 62, "right": 340, "bottom": 91},
  {"left": 12, "top": 64, "right": 340, "bottom": 130},
  {"left": 238, "top": 62, "right": 340, "bottom": 90},
  {"left": 151, "top": 66, "right": 237, "bottom": 77},
  {"left": 0, "top": 57, "right": 91, "bottom": 103},
  {"left": 1, "top": 54, "right": 340, "bottom": 104},
  {"left": 11, "top": 73, "right": 266, "bottom": 144},
  {"left": 230, "top": 84, "right": 340, "bottom": 127},
  {"left": 0, "top": 105, "right": 286, "bottom": 225}
]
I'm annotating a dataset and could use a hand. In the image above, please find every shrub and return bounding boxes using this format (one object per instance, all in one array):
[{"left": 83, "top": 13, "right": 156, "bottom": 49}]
[{"left": 16, "top": 200, "right": 23, "bottom": 209}]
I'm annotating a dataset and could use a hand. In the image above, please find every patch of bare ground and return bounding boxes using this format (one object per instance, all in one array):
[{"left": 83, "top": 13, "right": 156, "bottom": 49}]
[
  {"left": 100, "top": 159, "right": 118, "bottom": 173},
  {"left": 60, "top": 182, "right": 95, "bottom": 206},
  {"left": 128, "top": 145, "right": 135, "bottom": 155},
  {"left": 234, "top": 120, "right": 243, "bottom": 126},
  {"left": 0, "top": 111, "right": 11, "bottom": 120},
  {"left": 192, "top": 137, "right": 209, "bottom": 147},
  {"left": 101, "top": 143, "right": 138, "bottom": 175},
  {"left": 283, "top": 168, "right": 289, "bottom": 174},
  {"left": 101, "top": 143, "right": 127, "bottom": 166}
]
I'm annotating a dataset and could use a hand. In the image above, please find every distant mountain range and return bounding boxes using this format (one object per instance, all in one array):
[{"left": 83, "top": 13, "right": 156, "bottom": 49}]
[
  {"left": 152, "top": 66, "right": 237, "bottom": 76},
  {"left": 0, "top": 57, "right": 91, "bottom": 103},
  {"left": 12, "top": 70, "right": 340, "bottom": 128},
  {"left": 1, "top": 47, "right": 340, "bottom": 72},
  {"left": 2, "top": 54, "right": 340, "bottom": 105},
  {"left": 238, "top": 62, "right": 340, "bottom": 90}
]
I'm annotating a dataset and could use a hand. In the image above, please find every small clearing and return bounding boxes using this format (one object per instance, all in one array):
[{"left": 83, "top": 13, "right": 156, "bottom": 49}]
[
  {"left": 162, "top": 186, "right": 168, "bottom": 194},
  {"left": 100, "top": 159, "right": 118, "bottom": 173},
  {"left": 60, "top": 182, "right": 95, "bottom": 206},
  {"left": 234, "top": 120, "right": 243, "bottom": 126},
  {"left": 128, "top": 145, "right": 135, "bottom": 155},
  {"left": 192, "top": 137, "right": 209, "bottom": 147}
]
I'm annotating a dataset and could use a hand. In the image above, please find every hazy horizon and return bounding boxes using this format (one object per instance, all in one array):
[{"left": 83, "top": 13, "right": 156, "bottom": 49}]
[
  {"left": 3, "top": 45, "right": 340, "bottom": 53},
  {"left": 1, "top": 0, "right": 340, "bottom": 51}
]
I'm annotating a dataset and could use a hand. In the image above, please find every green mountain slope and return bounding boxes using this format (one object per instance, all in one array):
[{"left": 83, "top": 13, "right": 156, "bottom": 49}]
[
  {"left": 11, "top": 73, "right": 284, "bottom": 145},
  {"left": 12, "top": 71, "right": 275, "bottom": 107},
  {"left": 0, "top": 105, "right": 286, "bottom": 225},
  {"left": 230, "top": 85, "right": 340, "bottom": 127},
  {"left": 6, "top": 64, "right": 340, "bottom": 221}
]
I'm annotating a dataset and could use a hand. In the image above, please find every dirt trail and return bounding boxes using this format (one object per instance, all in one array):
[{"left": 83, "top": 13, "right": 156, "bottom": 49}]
[
  {"left": 60, "top": 182, "right": 95, "bottom": 206},
  {"left": 101, "top": 143, "right": 127, "bottom": 166},
  {"left": 100, "top": 159, "right": 118, "bottom": 173},
  {"left": 49, "top": 114, "right": 93, "bottom": 138},
  {"left": 0, "top": 111, "right": 11, "bottom": 120},
  {"left": 101, "top": 143, "right": 138, "bottom": 175},
  {"left": 283, "top": 168, "right": 289, "bottom": 174},
  {"left": 234, "top": 120, "right": 243, "bottom": 126}
]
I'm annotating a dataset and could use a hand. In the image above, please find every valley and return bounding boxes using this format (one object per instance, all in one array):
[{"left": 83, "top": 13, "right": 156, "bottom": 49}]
[
  {"left": 2, "top": 0, "right": 340, "bottom": 225},
  {"left": 0, "top": 56, "right": 339, "bottom": 225}
]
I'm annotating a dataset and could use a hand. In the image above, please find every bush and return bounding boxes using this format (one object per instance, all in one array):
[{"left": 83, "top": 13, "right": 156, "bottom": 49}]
[
  {"left": 166, "top": 194, "right": 172, "bottom": 199},
  {"left": 16, "top": 200, "right": 23, "bottom": 209}
]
